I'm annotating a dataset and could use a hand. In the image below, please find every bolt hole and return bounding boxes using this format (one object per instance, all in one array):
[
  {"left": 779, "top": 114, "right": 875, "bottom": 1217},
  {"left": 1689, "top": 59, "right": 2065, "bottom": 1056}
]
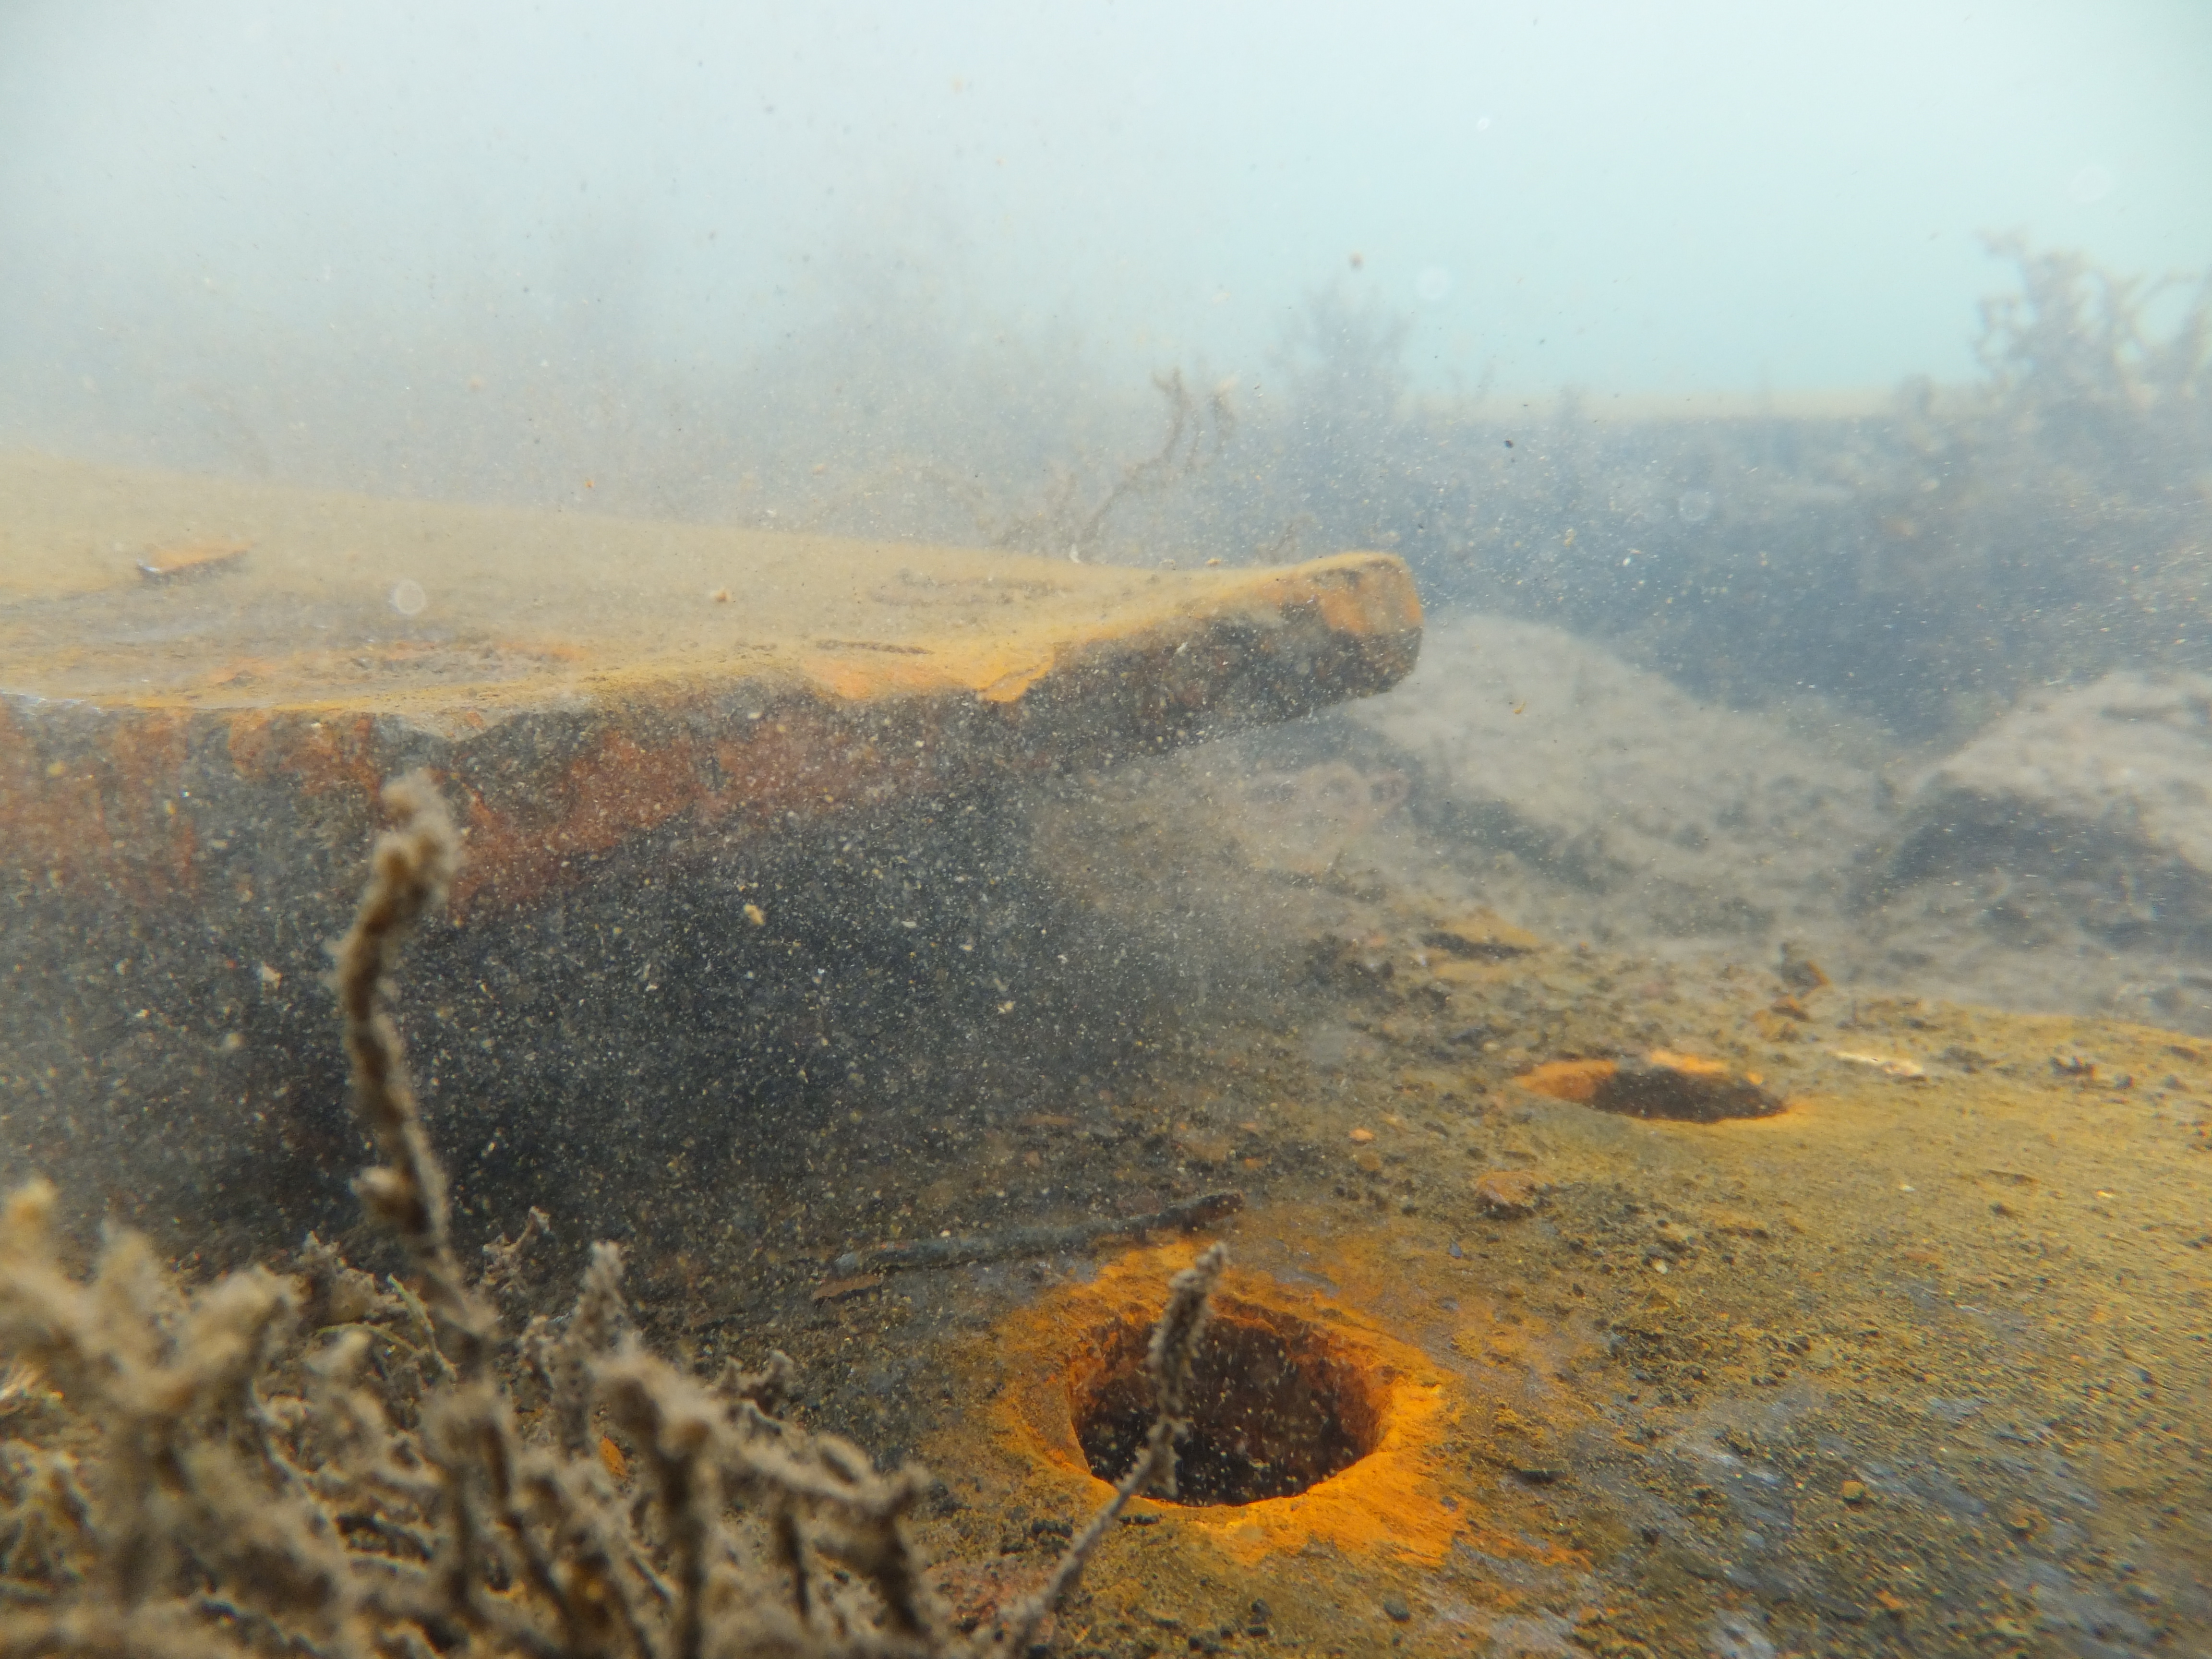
[{"left": 1070, "top": 1300, "right": 1380, "bottom": 1505}]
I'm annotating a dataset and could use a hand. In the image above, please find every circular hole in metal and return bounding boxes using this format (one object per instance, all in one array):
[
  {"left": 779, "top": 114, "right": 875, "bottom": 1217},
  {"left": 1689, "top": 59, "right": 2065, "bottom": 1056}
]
[
  {"left": 1591, "top": 1059, "right": 1782, "bottom": 1123},
  {"left": 1517, "top": 1055, "right": 1784, "bottom": 1123},
  {"left": 1070, "top": 1300, "right": 1381, "bottom": 1505}
]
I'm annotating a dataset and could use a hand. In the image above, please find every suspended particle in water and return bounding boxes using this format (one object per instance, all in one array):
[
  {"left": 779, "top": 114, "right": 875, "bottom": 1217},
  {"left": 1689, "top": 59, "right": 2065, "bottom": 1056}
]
[
  {"left": 389, "top": 579, "right": 428, "bottom": 616},
  {"left": 1416, "top": 265, "right": 1452, "bottom": 302},
  {"left": 1677, "top": 490, "right": 1715, "bottom": 524}
]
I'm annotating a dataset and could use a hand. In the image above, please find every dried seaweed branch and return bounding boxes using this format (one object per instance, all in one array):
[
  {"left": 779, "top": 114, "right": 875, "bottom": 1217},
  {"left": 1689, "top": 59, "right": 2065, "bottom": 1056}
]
[
  {"left": 1057, "top": 370, "right": 1235, "bottom": 561},
  {"left": 334, "top": 773, "right": 492, "bottom": 1381},
  {"left": 793, "top": 368, "right": 1234, "bottom": 563},
  {"left": 990, "top": 1243, "right": 1226, "bottom": 1658}
]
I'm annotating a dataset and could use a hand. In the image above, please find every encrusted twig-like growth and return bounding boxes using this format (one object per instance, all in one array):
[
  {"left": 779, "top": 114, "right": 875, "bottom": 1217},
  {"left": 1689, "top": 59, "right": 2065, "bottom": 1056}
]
[
  {"left": 334, "top": 773, "right": 492, "bottom": 1380},
  {"left": 0, "top": 771, "right": 1228, "bottom": 1659},
  {"left": 992, "top": 1243, "right": 1226, "bottom": 1658},
  {"left": 0, "top": 1181, "right": 380, "bottom": 1655},
  {"left": 794, "top": 367, "right": 1234, "bottom": 563}
]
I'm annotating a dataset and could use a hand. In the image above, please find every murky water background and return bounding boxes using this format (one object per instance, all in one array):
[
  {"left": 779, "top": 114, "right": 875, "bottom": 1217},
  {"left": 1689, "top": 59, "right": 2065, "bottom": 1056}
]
[{"left": 3, "top": 8, "right": 2211, "bottom": 1657}]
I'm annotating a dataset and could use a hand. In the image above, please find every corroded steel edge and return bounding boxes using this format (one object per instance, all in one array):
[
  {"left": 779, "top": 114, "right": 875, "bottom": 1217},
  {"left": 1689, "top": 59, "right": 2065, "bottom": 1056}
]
[{"left": 1, "top": 552, "right": 1421, "bottom": 915}]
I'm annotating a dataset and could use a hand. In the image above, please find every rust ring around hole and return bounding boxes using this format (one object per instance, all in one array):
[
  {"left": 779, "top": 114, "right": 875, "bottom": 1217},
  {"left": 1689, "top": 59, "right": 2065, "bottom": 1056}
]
[{"left": 972, "top": 1243, "right": 1478, "bottom": 1563}]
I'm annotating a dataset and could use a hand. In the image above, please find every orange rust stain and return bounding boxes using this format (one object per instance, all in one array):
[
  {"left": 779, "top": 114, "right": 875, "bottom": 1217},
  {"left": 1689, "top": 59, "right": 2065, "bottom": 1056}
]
[
  {"left": 791, "top": 555, "right": 1414, "bottom": 710},
  {"left": 1646, "top": 1048, "right": 1732, "bottom": 1078},
  {"left": 1301, "top": 558, "right": 1426, "bottom": 640},
  {"left": 540, "top": 729, "right": 700, "bottom": 852},
  {"left": 222, "top": 711, "right": 279, "bottom": 779},
  {"left": 797, "top": 639, "right": 1056, "bottom": 705},
  {"left": 451, "top": 726, "right": 716, "bottom": 913},
  {"left": 446, "top": 706, "right": 910, "bottom": 912},
  {"left": 596, "top": 1435, "right": 627, "bottom": 1483},
  {"left": 225, "top": 711, "right": 387, "bottom": 803},
  {"left": 979, "top": 1241, "right": 1463, "bottom": 1567},
  {"left": 1515, "top": 1058, "right": 1618, "bottom": 1104},
  {"left": 974, "top": 649, "right": 1058, "bottom": 704},
  {"left": 0, "top": 702, "right": 199, "bottom": 904}
]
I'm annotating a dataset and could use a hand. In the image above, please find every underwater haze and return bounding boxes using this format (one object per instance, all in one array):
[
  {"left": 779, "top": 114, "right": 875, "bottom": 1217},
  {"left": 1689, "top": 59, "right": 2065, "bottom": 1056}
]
[
  {"left": 1, "top": 0, "right": 2209, "bottom": 501},
  {"left": 8, "top": 9, "right": 2212, "bottom": 1658}
]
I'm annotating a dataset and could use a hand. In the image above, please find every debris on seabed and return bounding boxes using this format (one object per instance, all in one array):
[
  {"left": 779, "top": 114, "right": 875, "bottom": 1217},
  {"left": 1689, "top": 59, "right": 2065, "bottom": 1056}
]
[
  {"left": 1827, "top": 1048, "right": 1928, "bottom": 1081},
  {"left": 136, "top": 536, "right": 251, "bottom": 581},
  {"left": 829, "top": 1190, "right": 1244, "bottom": 1276}
]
